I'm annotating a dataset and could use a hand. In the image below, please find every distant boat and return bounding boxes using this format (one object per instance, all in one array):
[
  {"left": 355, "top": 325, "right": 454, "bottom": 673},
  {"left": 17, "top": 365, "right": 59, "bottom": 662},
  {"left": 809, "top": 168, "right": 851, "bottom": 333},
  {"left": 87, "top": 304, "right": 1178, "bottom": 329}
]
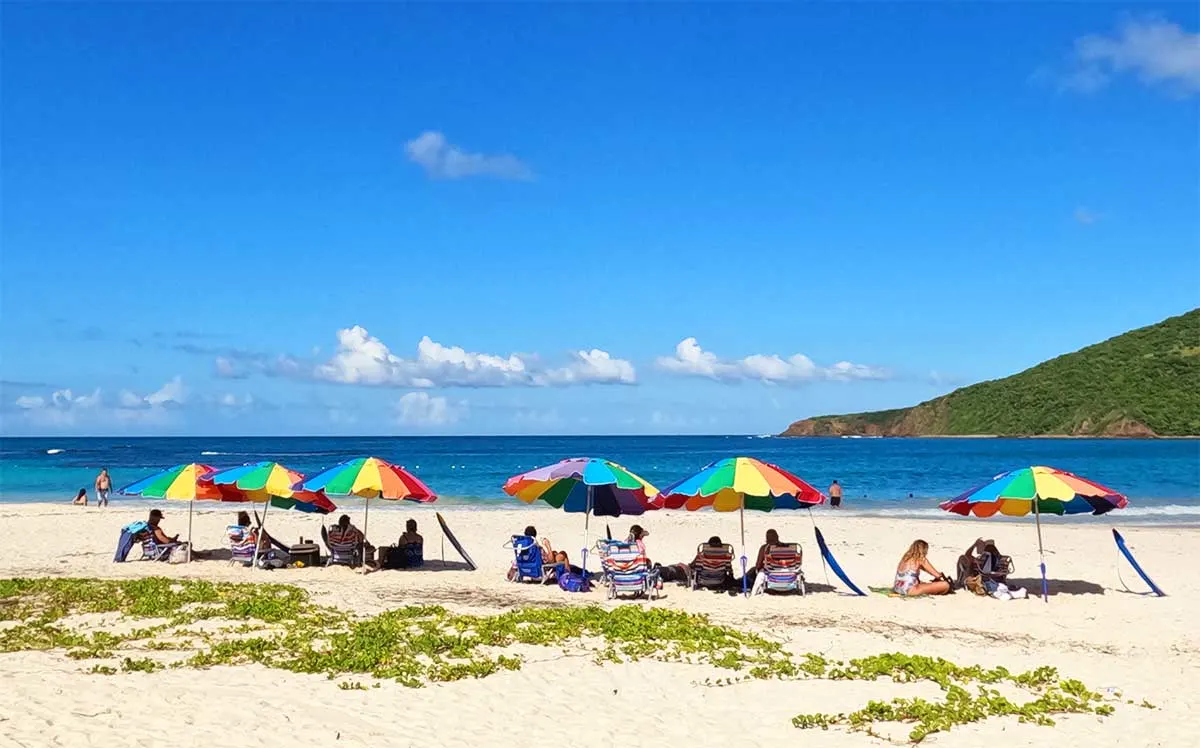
[{"left": 46, "top": 448, "right": 65, "bottom": 455}]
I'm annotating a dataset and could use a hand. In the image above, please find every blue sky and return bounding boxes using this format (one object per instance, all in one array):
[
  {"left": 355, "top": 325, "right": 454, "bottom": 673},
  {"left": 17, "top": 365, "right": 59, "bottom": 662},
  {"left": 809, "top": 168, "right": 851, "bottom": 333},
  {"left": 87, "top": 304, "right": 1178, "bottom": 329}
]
[{"left": 2, "top": 4, "right": 1197, "bottom": 436}]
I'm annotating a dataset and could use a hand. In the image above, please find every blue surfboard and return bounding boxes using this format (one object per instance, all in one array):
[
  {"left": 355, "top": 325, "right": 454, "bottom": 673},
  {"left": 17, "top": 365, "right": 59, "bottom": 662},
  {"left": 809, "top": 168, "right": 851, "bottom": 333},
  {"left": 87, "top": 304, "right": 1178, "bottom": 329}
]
[
  {"left": 814, "top": 527, "right": 866, "bottom": 596},
  {"left": 1113, "top": 528, "right": 1165, "bottom": 597}
]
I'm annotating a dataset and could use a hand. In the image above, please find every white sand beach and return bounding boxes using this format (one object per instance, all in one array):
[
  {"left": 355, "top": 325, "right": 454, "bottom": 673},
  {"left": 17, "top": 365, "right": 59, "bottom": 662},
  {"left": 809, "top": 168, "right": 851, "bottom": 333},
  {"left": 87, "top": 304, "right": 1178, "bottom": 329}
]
[{"left": 1, "top": 503, "right": 1197, "bottom": 747}]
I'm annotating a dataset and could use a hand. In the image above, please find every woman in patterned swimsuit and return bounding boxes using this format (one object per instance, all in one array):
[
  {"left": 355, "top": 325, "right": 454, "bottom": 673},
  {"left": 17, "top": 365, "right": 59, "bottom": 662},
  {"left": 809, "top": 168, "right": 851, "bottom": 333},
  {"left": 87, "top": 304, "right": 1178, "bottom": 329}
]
[{"left": 893, "top": 539, "right": 951, "bottom": 597}]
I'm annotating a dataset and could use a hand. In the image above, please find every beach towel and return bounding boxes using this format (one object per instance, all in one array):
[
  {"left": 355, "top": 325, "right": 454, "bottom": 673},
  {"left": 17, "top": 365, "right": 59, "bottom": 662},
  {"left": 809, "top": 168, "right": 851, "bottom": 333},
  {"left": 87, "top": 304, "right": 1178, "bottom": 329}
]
[{"left": 113, "top": 526, "right": 144, "bottom": 562}]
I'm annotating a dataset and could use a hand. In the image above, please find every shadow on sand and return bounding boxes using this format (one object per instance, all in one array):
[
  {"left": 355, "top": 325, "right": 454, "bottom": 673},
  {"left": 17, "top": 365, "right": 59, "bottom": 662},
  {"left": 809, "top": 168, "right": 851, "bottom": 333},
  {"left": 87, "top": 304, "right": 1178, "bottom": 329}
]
[{"left": 1007, "top": 577, "right": 1106, "bottom": 596}]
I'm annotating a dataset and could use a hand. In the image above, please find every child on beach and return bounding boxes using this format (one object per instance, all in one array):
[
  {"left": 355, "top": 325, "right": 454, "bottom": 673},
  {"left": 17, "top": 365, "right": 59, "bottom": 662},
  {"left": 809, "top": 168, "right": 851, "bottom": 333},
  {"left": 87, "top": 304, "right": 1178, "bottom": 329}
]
[{"left": 893, "top": 540, "right": 951, "bottom": 596}]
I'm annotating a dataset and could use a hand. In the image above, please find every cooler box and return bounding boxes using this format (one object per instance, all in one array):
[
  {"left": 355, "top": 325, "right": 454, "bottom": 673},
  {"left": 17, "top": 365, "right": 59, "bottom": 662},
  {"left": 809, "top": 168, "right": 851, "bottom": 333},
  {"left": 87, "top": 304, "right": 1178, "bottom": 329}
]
[{"left": 289, "top": 543, "right": 320, "bottom": 567}]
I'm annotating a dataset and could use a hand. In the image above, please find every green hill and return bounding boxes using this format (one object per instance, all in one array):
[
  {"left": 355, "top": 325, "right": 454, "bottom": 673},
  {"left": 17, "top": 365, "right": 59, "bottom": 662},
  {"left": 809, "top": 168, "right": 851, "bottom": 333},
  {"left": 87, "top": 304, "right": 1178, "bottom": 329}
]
[{"left": 781, "top": 309, "right": 1200, "bottom": 438}]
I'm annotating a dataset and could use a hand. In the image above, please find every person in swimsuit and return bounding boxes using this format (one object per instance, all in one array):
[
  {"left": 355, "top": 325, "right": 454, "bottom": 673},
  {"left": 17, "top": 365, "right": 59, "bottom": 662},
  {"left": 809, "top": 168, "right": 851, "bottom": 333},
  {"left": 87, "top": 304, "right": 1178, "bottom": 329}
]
[
  {"left": 893, "top": 539, "right": 951, "bottom": 596},
  {"left": 829, "top": 480, "right": 843, "bottom": 508},
  {"left": 72, "top": 488, "right": 88, "bottom": 506},
  {"left": 95, "top": 469, "right": 112, "bottom": 507}
]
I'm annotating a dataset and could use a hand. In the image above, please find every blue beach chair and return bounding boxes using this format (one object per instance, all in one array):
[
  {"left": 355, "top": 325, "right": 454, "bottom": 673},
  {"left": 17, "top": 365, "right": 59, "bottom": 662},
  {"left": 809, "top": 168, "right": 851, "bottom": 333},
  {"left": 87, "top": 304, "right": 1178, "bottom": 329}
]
[{"left": 506, "top": 535, "right": 556, "bottom": 583}]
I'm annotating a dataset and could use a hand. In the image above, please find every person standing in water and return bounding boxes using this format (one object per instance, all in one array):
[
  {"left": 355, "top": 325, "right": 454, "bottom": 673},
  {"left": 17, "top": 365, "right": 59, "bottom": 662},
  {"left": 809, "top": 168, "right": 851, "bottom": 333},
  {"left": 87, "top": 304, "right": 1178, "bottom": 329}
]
[
  {"left": 829, "top": 480, "right": 843, "bottom": 508},
  {"left": 95, "top": 469, "right": 112, "bottom": 507}
]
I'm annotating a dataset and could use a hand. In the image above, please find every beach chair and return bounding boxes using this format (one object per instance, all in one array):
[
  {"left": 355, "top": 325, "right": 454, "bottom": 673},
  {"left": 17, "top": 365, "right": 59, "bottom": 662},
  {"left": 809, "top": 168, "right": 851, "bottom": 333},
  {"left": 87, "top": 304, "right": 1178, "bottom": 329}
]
[
  {"left": 691, "top": 543, "right": 735, "bottom": 591},
  {"left": 140, "top": 535, "right": 180, "bottom": 562},
  {"left": 600, "top": 540, "right": 659, "bottom": 600},
  {"left": 322, "top": 526, "right": 363, "bottom": 568},
  {"left": 955, "top": 538, "right": 1014, "bottom": 590},
  {"left": 761, "top": 543, "right": 806, "bottom": 595},
  {"left": 227, "top": 525, "right": 257, "bottom": 566},
  {"left": 114, "top": 521, "right": 150, "bottom": 562},
  {"left": 505, "top": 535, "right": 556, "bottom": 583}
]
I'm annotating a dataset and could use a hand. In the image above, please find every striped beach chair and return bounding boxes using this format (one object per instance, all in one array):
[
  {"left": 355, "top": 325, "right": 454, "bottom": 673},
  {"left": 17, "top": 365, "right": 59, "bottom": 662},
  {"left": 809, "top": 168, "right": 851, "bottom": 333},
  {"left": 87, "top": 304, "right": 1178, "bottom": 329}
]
[
  {"left": 691, "top": 543, "right": 735, "bottom": 591},
  {"left": 600, "top": 541, "right": 659, "bottom": 600},
  {"left": 227, "top": 525, "right": 257, "bottom": 566},
  {"left": 762, "top": 543, "right": 806, "bottom": 595},
  {"left": 322, "top": 526, "right": 363, "bottom": 567},
  {"left": 140, "top": 535, "right": 180, "bottom": 562}
]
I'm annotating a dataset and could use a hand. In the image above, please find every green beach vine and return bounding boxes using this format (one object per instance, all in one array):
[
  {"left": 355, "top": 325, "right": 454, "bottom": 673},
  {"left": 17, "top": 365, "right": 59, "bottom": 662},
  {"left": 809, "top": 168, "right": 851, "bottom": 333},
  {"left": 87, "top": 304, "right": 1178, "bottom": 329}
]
[{"left": 0, "top": 577, "right": 1118, "bottom": 743}]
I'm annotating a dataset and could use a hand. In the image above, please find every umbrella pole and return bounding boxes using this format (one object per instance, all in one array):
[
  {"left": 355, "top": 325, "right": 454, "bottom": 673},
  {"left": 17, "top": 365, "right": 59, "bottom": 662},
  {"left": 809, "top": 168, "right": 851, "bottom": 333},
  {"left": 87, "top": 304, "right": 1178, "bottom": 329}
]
[
  {"left": 1034, "top": 496, "right": 1049, "bottom": 602},
  {"left": 252, "top": 500, "right": 271, "bottom": 571},
  {"left": 808, "top": 507, "right": 831, "bottom": 587},
  {"left": 740, "top": 503, "right": 748, "bottom": 596},
  {"left": 187, "top": 500, "right": 194, "bottom": 563},
  {"left": 364, "top": 497, "right": 371, "bottom": 565},
  {"left": 581, "top": 485, "right": 593, "bottom": 579}
]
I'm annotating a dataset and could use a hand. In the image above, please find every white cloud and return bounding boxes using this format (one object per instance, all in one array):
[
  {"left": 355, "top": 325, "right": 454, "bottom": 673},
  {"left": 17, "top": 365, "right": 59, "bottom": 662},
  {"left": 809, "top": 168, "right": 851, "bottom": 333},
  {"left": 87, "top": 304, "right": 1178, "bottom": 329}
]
[
  {"left": 542, "top": 349, "right": 637, "bottom": 385},
  {"left": 305, "top": 326, "right": 635, "bottom": 389},
  {"left": 11, "top": 379, "right": 185, "bottom": 429},
  {"left": 214, "top": 356, "right": 243, "bottom": 378},
  {"left": 656, "top": 338, "right": 737, "bottom": 380},
  {"left": 395, "top": 392, "right": 466, "bottom": 427},
  {"left": 404, "top": 131, "right": 533, "bottom": 180},
  {"left": 145, "top": 376, "right": 186, "bottom": 407},
  {"left": 203, "top": 392, "right": 256, "bottom": 414},
  {"left": 1060, "top": 17, "right": 1200, "bottom": 95},
  {"left": 656, "top": 338, "right": 888, "bottom": 384},
  {"left": 11, "top": 388, "right": 101, "bottom": 426}
]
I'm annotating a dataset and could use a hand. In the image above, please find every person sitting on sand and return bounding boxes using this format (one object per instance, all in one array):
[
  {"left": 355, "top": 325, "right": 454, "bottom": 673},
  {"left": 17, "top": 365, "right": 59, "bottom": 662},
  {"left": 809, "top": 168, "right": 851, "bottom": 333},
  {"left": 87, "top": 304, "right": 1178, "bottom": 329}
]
[
  {"left": 399, "top": 519, "right": 423, "bottom": 547},
  {"left": 72, "top": 488, "right": 88, "bottom": 506},
  {"left": 742, "top": 529, "right": 792, "bottom": 589},
  {"left": 233, "top": 510, "right": 269, "bottom": 551},
  {"left": 147, "top": 509, "right": 181, "bottom": 546},
  {"left": 682, "top": 535, "right": 735, "bottom": 590},
  {"left": 627, "top": 524, "right": 649, "bottom": 554},
  {"left": 893, "top": 539, "right": 951, "bottom": 597},
  {"left": 522, "top": 525, "right": 556, "bottom": 561}
]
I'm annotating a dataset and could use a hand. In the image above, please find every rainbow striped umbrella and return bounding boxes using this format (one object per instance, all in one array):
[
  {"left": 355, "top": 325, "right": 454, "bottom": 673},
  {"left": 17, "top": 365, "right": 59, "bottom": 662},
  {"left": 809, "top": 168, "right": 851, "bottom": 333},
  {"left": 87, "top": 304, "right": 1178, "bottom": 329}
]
[
  {"left": 119, "top": 463, "right": 223, "bottom": 562},
  {"left": 209, "top": 461, "right": 336, "bottom": 514},
  {"left": 302, "top": 457, "right": 436, "bottom": 542},
  {"left": 940, "top": 466, "right": 1128, "bottom": 601},
  {"left": 503, "top": 458, "right": 660, "bottom": 577},
  {"left": 660, "top": 457, "right": 825, "bottom": 594},
  {"left": 210, "top": 461, "right": 336, "bottom": 569}
]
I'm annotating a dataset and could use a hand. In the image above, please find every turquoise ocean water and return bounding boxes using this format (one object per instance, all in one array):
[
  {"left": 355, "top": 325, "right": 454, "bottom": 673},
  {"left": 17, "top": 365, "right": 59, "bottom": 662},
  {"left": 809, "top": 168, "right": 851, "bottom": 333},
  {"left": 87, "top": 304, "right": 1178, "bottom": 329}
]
[{"left": 1, "top": 436, "right": 1197, "bottom": 523}]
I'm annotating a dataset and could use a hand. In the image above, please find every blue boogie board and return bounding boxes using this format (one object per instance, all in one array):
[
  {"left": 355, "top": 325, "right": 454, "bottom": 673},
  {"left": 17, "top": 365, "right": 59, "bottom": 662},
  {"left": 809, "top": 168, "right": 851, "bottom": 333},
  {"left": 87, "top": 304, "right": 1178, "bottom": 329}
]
[
  {"left": 814, "top": 526, "right": 866, "bottom": 596},
  {"left": 1113, "top": 529, "right": 1165, "bottom": 597}
]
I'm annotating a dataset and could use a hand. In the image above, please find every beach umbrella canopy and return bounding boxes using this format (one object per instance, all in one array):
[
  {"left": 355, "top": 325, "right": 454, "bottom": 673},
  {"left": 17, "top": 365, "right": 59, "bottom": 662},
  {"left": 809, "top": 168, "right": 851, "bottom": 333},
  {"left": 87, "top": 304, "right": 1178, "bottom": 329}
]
[
  {"left": 940, "top": 466, "right": 1128, "bottom": 517},
  {"left": 503, "top": 457, "right": 660, "bottom": 578},
  {"left": 302, "top": 457, "right": 436, "bottom": 542},
  {"left": 940, "top": 466, "right": 1128, "bottom": 601},
  {"left": 209, "top": 461, "right": 336, "bottom": 514},
  {"left": 119, "top": 463, "right": 223, "bottom": 563},
  {"left": 503, "top": 457, "right": 660, "bottom": 517},
  {"left": 659, "top": 457, "right": 825, "bottom": 512},
  {"left": 659, "top": 457, "right": 825, "bottom": 595},
  {"left": 210, "top": 461, "right": 336, "bottom": 570},
  {"left": 120, "top": 463, "right": 222, "bottom": 501}
]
